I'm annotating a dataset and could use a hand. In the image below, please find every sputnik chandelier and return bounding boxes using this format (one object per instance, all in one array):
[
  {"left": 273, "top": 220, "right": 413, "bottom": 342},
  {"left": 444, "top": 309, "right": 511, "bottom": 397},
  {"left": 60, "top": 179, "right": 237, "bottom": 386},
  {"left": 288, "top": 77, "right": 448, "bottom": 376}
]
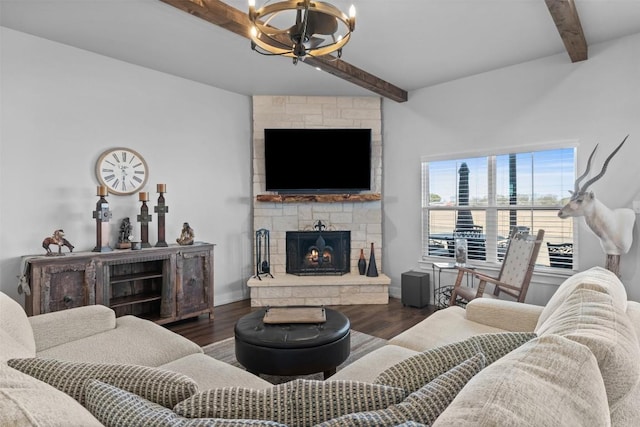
[{"left": 248, "top": 0, "right": 356, "bottom": 64}]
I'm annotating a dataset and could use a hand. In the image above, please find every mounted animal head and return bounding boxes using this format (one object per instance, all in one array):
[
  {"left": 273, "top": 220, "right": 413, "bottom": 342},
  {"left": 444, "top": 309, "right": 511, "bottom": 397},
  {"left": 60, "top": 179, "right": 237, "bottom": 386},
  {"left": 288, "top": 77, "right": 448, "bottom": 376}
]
[{"left": 558, "top": 135, "right": 628, "bottom": 219}]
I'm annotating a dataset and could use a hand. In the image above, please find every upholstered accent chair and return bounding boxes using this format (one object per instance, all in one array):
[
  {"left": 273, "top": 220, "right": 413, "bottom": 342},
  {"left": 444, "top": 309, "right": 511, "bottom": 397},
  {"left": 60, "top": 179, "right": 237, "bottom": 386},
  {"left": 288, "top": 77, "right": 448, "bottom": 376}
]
[{"left": 449, "top": 228, "right": 545, "bottom": 306}]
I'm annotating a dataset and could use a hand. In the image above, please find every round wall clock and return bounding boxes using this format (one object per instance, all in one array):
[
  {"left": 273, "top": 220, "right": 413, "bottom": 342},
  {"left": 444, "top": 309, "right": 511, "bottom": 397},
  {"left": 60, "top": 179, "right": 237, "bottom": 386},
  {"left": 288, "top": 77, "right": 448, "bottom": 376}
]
[{"left": 96, "top": 147, "right": 149, "bottom": 195}]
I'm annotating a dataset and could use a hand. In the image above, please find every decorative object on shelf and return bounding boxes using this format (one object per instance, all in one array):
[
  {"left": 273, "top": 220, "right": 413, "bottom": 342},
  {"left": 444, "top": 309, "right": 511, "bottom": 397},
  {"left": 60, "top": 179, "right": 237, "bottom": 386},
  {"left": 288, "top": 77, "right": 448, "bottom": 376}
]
[
  {"left": 558, "top": 135, "right": 635, "bottom": 276},
  {"left": 95, "top": 147, "right": 148, "bottom": 195},
  {"left": 137, "top": 191, "right": 152, "bottom": 248},
  {"left": 154, "top": 184, "right": 169, "bottom": 247},
  {"left": 366, "top": 242, "right": 378, "bottom": 277},
  {"left": 92, "top": 185, "right": 113, "bottom": 252},
  {"left": 455, "top": 238, "right": 468, "bottom": 267},
  {"left": 42, "top": 229, "right": 74, "bottom": 256},
  {"left": 248, "top": 0, "right": 356, "bottom": 65},
  {"left": 177, "top": 222, "right": 195, "bottom": 245},
  {"left": 254, "top": 228, "right": 273, "bottom": 280},
  {"left": 116, "top": 217, "right": 133, "bottom": 249},
  {"left": 358, "top": 248, "right": 366, "bottom": 275}
]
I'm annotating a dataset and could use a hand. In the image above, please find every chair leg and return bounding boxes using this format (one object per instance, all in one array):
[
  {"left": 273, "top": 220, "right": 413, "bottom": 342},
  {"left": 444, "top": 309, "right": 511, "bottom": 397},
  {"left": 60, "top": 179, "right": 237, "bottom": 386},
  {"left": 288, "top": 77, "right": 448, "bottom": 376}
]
[
  {"left": 475, "top": 279, "right": 487, "bottom": 298},
  {"left": 449, "top": 269, "right": 466, "bottom": 307}
]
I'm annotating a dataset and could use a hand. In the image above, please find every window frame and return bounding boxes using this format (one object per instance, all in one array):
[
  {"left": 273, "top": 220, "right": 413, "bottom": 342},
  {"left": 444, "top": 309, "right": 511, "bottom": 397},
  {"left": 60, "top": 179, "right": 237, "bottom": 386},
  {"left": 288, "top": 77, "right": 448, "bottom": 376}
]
[{"left": 421, "top": 141, "right": 579, "bottom": 271}]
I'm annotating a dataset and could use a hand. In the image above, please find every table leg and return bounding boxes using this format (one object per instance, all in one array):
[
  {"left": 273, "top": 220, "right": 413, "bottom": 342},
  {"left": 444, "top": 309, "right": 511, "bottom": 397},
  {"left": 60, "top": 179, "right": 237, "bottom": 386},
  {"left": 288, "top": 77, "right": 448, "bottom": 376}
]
[{"left": 323, "top": 368, "right": 336, "bottom": 379}]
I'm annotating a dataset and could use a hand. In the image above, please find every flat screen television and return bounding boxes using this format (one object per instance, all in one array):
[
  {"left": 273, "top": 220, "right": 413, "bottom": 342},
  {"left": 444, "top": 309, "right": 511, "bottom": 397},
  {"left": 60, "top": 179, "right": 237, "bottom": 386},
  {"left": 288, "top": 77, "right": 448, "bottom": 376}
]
[{"left": 264, "top": 128, "right": 372, "bottom": 193}]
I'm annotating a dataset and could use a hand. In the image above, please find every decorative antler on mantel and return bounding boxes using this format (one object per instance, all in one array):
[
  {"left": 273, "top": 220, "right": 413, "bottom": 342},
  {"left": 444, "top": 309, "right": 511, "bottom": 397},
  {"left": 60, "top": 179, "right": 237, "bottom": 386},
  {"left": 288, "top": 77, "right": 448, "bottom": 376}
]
[{"left": 558, "top": 135, "right": 635, "bottom": 275}]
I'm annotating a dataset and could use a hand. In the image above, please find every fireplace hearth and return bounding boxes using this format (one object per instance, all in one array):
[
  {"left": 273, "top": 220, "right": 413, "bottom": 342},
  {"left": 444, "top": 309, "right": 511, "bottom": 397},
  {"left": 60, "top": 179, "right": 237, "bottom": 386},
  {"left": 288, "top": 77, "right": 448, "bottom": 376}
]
[{"left": 286, "top": 231, "right": 350, "bottom": 276}]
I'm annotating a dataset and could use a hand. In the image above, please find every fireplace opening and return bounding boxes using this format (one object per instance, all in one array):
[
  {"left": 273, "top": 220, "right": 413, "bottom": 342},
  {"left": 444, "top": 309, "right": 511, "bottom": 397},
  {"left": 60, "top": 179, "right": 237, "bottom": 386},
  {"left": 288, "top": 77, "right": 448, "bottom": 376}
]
[{"left": 287, "top": 231, "right": 350, "bottom": 276}]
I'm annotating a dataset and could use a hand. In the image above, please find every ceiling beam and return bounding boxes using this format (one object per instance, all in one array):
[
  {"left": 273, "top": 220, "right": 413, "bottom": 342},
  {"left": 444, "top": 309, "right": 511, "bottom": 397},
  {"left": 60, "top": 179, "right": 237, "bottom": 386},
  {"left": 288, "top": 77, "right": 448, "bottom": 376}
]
[
  {"left": 544, "top": 0, "right": 588, "bottom": 62},
  {"left": 159, "top": 0, "right": 408, "bottom": 102}
]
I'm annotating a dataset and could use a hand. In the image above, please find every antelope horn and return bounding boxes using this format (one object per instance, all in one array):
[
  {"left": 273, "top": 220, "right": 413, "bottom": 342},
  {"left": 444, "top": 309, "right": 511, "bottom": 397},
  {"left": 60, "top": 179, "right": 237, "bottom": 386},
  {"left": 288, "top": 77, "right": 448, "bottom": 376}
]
[
  {"left": 580, "top": 135, "right": 629, "bottom": 193},
  {"left": 574, "top": 144, "right": 598, "bottom": 193}
]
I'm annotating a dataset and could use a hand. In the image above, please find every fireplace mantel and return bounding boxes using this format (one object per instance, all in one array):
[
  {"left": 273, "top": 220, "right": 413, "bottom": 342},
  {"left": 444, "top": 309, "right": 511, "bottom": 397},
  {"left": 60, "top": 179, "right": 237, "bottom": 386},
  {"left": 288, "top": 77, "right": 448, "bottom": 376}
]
[{"left": 256, "top": 193, "right": 381, "bottom": 203}]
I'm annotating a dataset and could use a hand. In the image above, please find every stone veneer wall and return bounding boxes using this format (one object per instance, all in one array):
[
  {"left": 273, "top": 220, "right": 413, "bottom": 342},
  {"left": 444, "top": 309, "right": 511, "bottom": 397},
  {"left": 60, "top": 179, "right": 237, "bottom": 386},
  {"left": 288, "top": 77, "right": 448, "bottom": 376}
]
[{"left": 252, "top": 96, "right": 383, "bottom": 276}]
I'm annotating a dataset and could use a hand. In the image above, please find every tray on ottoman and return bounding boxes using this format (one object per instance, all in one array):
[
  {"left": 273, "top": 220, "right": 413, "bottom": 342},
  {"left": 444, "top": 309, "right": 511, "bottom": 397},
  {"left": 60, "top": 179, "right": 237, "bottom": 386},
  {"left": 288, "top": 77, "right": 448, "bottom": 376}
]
[{"left": 263, "top": 306, "right": 326, "bottom": 324}]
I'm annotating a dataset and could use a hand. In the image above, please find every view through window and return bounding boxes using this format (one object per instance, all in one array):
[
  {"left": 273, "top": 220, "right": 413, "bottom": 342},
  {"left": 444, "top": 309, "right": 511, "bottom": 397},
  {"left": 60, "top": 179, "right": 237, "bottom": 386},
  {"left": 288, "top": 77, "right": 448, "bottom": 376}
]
[{"left": 422, "top": 147, "right": 576, "bottom": 269}]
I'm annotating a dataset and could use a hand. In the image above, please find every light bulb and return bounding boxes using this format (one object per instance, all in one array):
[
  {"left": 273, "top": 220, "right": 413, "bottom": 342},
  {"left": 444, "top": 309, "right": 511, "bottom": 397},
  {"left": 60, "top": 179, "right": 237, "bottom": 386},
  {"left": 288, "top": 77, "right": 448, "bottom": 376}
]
[
  {"left": 250, "top": 26, "right": 258, "bottom": 38},
  {"left": 349, "top": 5, "right": 356, "bottom": 18},
  {"left": 248, "top": 0, "right": 255, "bottom": 7}
]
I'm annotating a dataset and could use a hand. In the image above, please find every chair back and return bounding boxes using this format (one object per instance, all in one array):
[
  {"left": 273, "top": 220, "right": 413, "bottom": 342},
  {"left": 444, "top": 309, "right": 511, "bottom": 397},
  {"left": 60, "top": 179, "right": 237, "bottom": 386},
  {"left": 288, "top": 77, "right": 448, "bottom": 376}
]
[{"left": 495, "top": 228, "right": 545, "bottom": 301}]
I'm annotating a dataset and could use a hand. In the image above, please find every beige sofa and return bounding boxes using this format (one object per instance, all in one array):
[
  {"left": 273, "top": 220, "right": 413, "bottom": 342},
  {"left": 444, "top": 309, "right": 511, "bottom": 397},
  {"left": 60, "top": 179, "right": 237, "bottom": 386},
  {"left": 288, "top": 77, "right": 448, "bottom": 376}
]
[{"left": 2, "top": 266, "right": 639, "bottom": 426}]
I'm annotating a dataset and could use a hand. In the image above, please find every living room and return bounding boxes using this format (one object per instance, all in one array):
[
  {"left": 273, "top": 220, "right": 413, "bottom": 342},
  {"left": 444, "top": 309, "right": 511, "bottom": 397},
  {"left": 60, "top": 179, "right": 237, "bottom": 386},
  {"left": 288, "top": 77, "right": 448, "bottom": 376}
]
[{"left": 2, "top": 5, "right": 640, "bottom": 307}]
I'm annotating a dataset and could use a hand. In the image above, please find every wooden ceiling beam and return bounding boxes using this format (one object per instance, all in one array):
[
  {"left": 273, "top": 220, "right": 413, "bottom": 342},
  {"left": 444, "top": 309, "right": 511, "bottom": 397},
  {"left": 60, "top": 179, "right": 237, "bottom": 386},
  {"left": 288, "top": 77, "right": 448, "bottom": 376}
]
[
  {"left": 545, "top": 0, "right": 588, "bottom": 62},
  {"left": 160, "top": 0, "right": 408, "bottom": 102}
]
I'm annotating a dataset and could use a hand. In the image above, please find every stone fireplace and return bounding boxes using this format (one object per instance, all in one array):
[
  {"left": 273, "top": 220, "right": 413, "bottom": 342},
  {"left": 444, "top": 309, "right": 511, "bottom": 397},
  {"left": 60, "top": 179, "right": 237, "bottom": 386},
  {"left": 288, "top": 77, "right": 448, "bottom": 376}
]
[
  {"left": 286, "top": 230, "right": 350, "bottom": 276},
  {"left": 247, "top": 95, "right": 390, "bottom": 306}
]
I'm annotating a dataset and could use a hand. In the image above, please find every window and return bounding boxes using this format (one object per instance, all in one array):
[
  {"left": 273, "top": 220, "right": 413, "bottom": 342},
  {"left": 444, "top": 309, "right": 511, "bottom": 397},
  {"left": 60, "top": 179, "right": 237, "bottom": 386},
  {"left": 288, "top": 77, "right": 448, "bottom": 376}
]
[{"left": 422, "top": 146, "right": 576, "bottom": 269}]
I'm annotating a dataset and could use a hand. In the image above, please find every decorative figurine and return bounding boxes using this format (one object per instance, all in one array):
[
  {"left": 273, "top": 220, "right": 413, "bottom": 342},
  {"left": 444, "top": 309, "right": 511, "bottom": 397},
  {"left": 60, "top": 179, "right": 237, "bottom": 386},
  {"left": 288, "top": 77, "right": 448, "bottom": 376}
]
[
  {"left": 116, "top": 217, "right": 133, "bottom": 249},
  {"left": 176, "top": 222, "right": 195, "bottom": 245},
  {"left": 42, "top": 229, "right": 74, "bottom": 256}
]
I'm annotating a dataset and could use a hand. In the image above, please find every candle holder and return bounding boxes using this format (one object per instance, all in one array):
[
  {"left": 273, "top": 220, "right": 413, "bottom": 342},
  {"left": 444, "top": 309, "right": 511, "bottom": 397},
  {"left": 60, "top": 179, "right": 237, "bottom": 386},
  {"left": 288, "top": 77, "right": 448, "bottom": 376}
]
[
  {"left": 92, "top": 185, "right": 113, "bottom": 252},
  {"left": 154, "top": 184, "right": 169, "bottom": 247},
  {"left": 137, "top": 192, "right": 152, "bottom": 248}
]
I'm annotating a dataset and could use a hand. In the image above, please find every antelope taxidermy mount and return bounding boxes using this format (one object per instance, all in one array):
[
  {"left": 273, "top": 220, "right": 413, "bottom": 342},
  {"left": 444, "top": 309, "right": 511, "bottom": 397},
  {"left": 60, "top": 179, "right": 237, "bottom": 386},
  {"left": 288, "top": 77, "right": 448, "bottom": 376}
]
[{"left": 558, "top": 135, "right": 635, "bottom": 257}]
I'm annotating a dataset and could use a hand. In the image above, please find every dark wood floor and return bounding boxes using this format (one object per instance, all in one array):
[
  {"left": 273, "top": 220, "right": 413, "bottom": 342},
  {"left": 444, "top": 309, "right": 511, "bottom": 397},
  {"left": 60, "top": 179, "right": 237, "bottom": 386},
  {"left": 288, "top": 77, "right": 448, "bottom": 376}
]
[{"left": 166, "top": 298, "right": 437, "bottom": 347}]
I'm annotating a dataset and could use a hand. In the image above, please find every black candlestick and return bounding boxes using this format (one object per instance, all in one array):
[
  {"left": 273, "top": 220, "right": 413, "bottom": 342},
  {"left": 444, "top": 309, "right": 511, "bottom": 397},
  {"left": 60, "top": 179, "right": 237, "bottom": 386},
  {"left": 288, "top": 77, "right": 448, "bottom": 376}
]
[
  {"left": 154, "top": 185, "right": 168, "bottom": 247},
  {"left": 137, "top": 195, "right": 152, "bottom": 248},
  {"left": 92, "top": 186, "right": 113, "bottom": 252}
]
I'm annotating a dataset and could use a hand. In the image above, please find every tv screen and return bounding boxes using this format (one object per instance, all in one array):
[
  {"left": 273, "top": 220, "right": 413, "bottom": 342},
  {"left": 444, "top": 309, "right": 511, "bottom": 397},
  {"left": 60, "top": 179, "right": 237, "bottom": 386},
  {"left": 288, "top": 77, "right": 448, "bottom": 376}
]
[{"left": 264, "top": 128, "right": 372, "bottom": 193}]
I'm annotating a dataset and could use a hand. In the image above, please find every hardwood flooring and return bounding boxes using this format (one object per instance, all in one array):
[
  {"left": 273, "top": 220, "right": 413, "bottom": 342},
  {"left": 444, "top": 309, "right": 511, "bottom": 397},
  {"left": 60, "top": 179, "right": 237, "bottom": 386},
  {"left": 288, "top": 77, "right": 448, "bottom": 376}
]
[{"left": 166, "top": 298, "right": 437, "bottom": 347}]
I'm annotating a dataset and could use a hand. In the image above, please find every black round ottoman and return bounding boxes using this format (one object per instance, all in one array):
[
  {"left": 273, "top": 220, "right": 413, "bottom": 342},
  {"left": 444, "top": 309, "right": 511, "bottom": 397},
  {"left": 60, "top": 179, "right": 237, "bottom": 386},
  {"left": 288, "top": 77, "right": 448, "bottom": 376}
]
[{"left": 234, "top": 307, "right": 351, "bottom": 379}]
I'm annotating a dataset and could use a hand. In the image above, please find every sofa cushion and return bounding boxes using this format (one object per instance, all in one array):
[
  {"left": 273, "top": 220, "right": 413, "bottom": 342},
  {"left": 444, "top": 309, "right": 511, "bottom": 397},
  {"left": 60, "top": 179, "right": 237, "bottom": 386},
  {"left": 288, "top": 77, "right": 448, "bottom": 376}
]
[
  {"left": 536, "top": 287, "right": 640, "bottom": 409},
  {"left": 536, "top": 266, "right": 627, "bottom": 331},
  {"left": 36, "top": 315, "right": 202, "bottom": 366},
  {"left": 432, "top": 334, "right": 610, "bottom": 426},
  {"left": 0, "top": 292, "right": 36, "bottom": 356},
  {"left": 389, "top": 306, "right": 507, "bottom": 351},
  {"left": 173, "top": 379, "right": 406, "bottom": 427},
  {"left": 0, "top": 363, "right": 102, "bottom": 427},
  {"left": 315, "top": 353, "right": 485, "bottom": 427},
  {"left": 29, "top": 304, "right": 116, "bottom": 352},
  {"left": 0, "top": 330, "right": 34, "bottom": 363},
  {"left": 375, "top": 332, "right": 536, "bottom": 393},
  {"left": 160, "top": 353, "right": 272, "bottom": 391},
  {"left": 329, "top": 344, "right": 420, "bottom": 383},
  {"left": 7, "top": 357, "right": 198, "bottom": 408},
  {"left": 84, "top": 380, "right": 288, "bottom": 427}
]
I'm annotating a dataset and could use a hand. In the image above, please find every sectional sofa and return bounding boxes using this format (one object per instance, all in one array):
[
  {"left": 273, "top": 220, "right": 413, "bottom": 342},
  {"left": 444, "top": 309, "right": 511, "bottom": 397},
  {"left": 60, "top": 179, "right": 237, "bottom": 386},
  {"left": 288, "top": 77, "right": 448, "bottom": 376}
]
[{"left": 1, "top": 266, "right": 639, "bottom": 426}]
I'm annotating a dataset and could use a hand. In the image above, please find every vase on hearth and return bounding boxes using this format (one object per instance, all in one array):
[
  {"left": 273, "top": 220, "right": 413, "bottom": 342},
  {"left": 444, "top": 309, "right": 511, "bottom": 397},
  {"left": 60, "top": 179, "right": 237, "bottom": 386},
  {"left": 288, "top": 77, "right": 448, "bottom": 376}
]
[
  {"left": 366, "top": 242, "right": 379, "bottom": 277},
  {"left": 358, "top": 248, "right": 367, "bottom": 275}
]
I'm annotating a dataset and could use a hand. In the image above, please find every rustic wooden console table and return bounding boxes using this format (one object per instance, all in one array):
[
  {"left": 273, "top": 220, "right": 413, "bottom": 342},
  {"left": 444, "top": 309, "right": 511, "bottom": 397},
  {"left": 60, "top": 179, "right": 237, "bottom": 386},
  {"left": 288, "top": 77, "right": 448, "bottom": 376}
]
[{"left": 23, "top": 242, "right": 214, "bottom": 325}]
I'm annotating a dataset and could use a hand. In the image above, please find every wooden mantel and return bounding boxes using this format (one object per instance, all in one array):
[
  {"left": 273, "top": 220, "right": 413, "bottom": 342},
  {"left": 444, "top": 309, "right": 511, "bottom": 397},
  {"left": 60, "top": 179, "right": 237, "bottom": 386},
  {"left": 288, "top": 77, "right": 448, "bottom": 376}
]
[{"left": 256, "top": 193, "right": 381, "bottom": 203}]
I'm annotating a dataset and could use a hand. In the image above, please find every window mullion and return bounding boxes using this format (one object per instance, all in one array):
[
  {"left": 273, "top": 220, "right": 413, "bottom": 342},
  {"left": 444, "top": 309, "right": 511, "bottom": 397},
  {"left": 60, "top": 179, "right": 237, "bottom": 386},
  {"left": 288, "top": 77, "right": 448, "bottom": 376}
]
[{"left": 485, "top": 156, "right": 498, "bottom": 262}]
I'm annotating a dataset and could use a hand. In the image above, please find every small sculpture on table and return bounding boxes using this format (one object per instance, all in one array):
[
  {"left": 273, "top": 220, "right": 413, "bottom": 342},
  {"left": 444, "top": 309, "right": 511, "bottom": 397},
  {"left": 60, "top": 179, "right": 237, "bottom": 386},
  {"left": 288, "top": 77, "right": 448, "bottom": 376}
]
[
  {"left": 42, "top": 229, "right": 74, "bottom": 256},
  {"left": 116, "top": 217, "right": 133, "bottom": 249},
  {"left": 176, "top": 222, "right": 195, "bottom": 245}
]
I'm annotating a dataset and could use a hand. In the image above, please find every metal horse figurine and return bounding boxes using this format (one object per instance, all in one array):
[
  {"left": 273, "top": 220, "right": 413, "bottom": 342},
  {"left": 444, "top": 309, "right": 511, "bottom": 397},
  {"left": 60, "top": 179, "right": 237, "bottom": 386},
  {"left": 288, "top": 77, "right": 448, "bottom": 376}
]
[
  {"left": 42, "top": 229, "right": 75, "bottom": 256},
  {"left": 558, "top": 136, "right": 635, "bottom": 274}
]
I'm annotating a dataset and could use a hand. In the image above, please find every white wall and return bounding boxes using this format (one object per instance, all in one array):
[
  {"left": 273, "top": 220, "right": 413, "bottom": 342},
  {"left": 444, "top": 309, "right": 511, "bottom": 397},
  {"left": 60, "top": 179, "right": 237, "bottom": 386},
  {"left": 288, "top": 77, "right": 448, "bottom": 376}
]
[
  {"left": 0, "top": 28, "right": 253, "bottom": 305},
  {"left": 383, "top": 32, "right": 640, "bottom": 304}
]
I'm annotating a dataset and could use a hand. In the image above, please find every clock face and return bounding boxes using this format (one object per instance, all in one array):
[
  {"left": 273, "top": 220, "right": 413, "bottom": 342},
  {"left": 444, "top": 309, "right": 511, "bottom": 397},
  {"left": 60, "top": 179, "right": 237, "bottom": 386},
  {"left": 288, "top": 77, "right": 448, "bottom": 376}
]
[{"left": 96, "top": 148, "right": 149, "bottom": 195}]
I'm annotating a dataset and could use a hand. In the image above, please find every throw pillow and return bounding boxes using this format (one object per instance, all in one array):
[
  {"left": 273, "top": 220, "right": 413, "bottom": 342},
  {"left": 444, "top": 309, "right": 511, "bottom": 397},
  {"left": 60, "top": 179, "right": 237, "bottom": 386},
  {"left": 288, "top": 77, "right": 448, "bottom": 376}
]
[
  {"left": 173, "top": 379, "right": 407, "bottom": 427},
  {"left": 375, "top": 332, "right": 536, "bottom": 393},
  {"left": 7, "top": 357, "right": 198, "bottom": 408},
  {"left": 84, "top": 380, "right": 288, "bottom": 427},
  {"left": 315, "top": 353, "right": 486, "bottom": 427},
  {"left": 431, "top": 335, "right": 611, "bottom": 426}
]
